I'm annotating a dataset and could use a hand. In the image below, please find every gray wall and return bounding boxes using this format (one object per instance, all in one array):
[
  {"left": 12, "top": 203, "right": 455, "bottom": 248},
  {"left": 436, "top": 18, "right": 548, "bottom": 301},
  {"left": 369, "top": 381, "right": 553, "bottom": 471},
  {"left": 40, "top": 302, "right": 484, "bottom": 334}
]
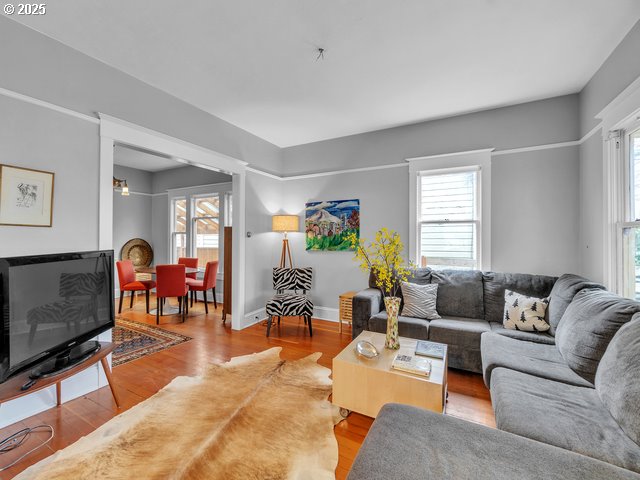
[
  {"left": 283, "top": 95, "right": 579, "bottom": 175},
  {"left": 0, "top": 16, "right": 282, "bottom": 175},
  {"left": 112, "top": 165, "right": 153, "bottom": 289},
  {"left": 244, "top": 171, "right": 286, "bottom": 314},
  {"left": 151, "top": 166, "right": 231, "bottom": 192},
  {"left": 278, "top": 97, "right": 582, "bottom": 309},
  {"left": 0, "top": 18, "right": 282, "bottom": 319},
  {"left": 578, "top": 20, "right": 640, "bottom": 284},
  {"left": 491, "top": 147, "right": 580, "bottom": 275},
  {"left": 0, "top": 95, "right": 99, "bottom": 257},
  {"left": 579, "top": 20, "right": 640, "bottom": 137}
]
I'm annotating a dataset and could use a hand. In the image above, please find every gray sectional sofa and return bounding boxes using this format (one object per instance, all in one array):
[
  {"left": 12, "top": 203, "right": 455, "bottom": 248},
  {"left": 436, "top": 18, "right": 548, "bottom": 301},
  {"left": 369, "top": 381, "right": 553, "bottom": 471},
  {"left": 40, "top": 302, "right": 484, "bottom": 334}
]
[
  {"left": 347, "top": 271, "right": 640, "bottom": 479},
  {"left": 352, "top": 268, "right": 596, "bottom": 372}
]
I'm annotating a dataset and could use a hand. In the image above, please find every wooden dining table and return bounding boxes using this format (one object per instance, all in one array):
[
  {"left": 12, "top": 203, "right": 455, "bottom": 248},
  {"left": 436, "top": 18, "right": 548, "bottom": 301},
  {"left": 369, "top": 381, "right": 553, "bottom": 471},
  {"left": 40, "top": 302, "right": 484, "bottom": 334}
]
[
  {"left": 135, "top": 266, "right": 201, "bottom": 275},
  {"left": 135, "top": 265, "right": 202, "bottom": 315}
]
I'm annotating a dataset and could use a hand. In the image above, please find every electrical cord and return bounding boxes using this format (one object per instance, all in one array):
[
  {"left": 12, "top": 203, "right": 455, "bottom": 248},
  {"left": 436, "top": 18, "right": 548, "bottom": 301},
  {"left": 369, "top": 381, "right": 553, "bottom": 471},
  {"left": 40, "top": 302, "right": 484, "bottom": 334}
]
[{"left": 0, "top": 424, "right": 54, "bottom": 472}]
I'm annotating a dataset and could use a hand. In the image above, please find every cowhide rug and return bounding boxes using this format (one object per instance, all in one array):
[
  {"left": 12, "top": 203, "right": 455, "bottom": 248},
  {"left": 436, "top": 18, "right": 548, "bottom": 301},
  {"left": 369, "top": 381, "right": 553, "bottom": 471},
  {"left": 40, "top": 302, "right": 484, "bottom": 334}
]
[{"left": 16, "top": 348, "right": 340, "bottom": 480}]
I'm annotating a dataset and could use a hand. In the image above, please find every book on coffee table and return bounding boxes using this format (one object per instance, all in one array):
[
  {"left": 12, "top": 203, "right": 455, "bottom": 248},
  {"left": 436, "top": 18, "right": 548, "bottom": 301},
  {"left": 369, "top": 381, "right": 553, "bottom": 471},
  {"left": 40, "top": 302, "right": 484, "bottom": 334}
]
[
  {"left": 415, "top": 340, "right": 446, "bottom": 359},
  {"left": 391, "top": 354, "right": 432, "bottom": 376}
]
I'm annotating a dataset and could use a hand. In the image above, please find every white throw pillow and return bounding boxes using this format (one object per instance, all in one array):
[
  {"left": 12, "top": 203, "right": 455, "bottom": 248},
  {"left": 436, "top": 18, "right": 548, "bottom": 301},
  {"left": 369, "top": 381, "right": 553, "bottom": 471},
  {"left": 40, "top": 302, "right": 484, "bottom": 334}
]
[
  {"left": 503, "top": 290, "right": 550, "bottom": 332},
  {"left": 400, "top": 282, "right": 441, "bottom": 320}
]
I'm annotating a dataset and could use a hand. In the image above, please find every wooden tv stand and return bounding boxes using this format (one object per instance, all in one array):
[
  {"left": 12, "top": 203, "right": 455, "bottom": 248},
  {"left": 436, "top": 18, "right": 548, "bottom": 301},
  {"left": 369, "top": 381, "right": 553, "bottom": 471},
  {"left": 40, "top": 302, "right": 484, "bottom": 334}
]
[{"left": 0, "top": 341, "right": 120, "bottom": 409}]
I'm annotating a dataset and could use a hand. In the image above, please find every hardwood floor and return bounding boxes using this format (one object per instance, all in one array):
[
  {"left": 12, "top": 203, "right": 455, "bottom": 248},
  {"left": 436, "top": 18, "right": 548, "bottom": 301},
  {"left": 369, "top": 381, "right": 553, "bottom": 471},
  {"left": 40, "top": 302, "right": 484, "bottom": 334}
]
[{"left": 0, "top": 296, "right": 494, "bottom": 479}]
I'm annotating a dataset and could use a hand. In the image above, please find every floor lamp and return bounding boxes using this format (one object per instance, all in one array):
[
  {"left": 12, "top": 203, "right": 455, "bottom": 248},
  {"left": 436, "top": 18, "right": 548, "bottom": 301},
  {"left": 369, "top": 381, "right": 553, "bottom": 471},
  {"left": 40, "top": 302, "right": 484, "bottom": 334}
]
[{"left": 272, "top": 215, "right": 299, "bottom": 268}]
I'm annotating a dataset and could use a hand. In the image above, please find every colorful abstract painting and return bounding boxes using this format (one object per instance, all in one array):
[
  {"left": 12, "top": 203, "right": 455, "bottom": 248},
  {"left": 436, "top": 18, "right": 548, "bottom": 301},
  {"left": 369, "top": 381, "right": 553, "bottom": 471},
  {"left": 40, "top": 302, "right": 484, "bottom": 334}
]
[{"left": 305, "top": 199, "right": 360, "bottom": 251}]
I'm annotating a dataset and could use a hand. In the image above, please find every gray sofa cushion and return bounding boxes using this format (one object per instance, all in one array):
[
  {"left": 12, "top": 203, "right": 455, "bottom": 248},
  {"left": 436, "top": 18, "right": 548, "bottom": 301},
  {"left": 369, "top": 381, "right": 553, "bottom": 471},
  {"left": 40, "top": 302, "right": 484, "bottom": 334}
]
[
  {"left": 595, "top": 317, "right": 640, "bottom": 446},
  {"left": 490, "top": 367, "right": 640, "bottom": 473},
  {"left": 489, "top": 322, "right": 555, "bottom": 344},
  {"left": 368, "top": 311, "right": 429, "bottom": 340},
  {"left": 430, "top": 270, "right": 484, "bottom": 319},
  {"left": 481, "top": 332, "right": 592, "bottom": 388},
  {"left": 352, "top": 288, "right": 383, "bottom": 338},
  {"left": 429, "top": 317, "right": 490, "bottom": 373},
  {"left": 555, "top": 289, "right": 640, "bottom": 383},
  {"left": 483, "top": 272, "right": 557, "bottom": 323},
  {"left": 347, "top": 403, "right": 640, "bottom": 480},
  {"left": 547, "top": 273, "right": 606, "bottom": 335}
]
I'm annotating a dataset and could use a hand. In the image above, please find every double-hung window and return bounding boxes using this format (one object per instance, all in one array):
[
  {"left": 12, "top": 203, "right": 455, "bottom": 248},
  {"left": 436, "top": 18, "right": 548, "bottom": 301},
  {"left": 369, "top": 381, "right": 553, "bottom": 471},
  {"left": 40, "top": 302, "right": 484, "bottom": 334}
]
[
  {"left": 193, "top": 194, "right": 220, "bottom": 267},
  {"left": 171, "top": 197, "right": 187, "bottom": 262},
  {"left": 621, "top": 125, "right": 640, "bottom": 299},
  {"left": 417, "top": 167, "right": 480, "bottom": 269}
]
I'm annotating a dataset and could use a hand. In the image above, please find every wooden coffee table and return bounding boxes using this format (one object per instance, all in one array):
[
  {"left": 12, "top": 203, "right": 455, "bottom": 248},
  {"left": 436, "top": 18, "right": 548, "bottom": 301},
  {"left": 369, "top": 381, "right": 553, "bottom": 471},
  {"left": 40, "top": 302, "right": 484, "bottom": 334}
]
[{"left": 332, "top": 331, "right": 447, "bottom": 418}]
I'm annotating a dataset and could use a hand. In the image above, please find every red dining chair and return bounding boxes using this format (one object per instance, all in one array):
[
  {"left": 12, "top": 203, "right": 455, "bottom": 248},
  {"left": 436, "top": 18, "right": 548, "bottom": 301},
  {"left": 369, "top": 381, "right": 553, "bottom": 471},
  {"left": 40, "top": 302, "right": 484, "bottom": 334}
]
[
  {"left": 155, "top": 264, "right": 189, "bottom": 324},
  {"left": 186, "top": 261, "right": 218, "bottom": 314},
  {"left": 178, "top": 257, "right": 199, "bottom": 280},
  {"left": 116, "top": 260, "right": 156, "bottom": 314},
  {"left": 178, "top": 257, "right": 199, "bottom": 305}
]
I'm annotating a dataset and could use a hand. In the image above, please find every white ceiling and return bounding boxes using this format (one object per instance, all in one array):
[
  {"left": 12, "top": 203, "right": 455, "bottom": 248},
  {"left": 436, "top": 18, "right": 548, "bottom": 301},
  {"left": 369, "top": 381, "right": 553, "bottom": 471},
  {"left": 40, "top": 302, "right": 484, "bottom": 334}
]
[
  {"left": 11, "top": 1, "right": 640, "bottom": 147},
  {"left": 114, "top": 144, "right": 184, "bottom": 172}
]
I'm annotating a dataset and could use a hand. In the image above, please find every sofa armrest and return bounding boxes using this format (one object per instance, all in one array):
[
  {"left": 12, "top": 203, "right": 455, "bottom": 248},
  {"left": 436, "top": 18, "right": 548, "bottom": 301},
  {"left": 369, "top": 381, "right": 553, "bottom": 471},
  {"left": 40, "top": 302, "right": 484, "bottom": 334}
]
[{"left": 352, "top": 288, "right": 383, "bottom": 339}]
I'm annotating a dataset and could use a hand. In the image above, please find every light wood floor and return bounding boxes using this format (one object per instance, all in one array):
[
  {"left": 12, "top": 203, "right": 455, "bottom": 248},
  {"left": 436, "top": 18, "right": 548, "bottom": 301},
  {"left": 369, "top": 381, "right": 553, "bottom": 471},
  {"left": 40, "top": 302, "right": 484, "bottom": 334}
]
[{"left": 0, "top": 296, "right": 495, "bottom": 479}]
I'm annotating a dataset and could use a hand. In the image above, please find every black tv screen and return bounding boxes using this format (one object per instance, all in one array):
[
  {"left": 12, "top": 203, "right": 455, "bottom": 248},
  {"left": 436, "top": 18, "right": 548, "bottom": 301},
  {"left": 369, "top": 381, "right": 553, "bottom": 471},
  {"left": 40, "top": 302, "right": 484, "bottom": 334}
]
[{"left": 0, "top": 250, "right": 114, "bottom": 383}]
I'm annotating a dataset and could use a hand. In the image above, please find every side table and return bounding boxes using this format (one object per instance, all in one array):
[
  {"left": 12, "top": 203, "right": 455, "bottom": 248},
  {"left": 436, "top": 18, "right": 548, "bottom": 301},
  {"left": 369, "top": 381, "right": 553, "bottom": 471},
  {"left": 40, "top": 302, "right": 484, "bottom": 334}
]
[{"left": 339, "top": 291, "right": 357, "bottom": 334}]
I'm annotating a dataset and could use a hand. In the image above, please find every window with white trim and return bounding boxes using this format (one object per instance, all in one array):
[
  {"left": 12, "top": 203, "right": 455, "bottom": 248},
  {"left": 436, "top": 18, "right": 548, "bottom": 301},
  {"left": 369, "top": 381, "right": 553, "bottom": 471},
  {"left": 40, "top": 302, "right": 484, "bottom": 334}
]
[
  {"left": 171, "top": 197, "right": 187, "bottom": 262},
  {"left": 621, "top": 125, "right": 640, "bottom": 300},
  {"left": 417, "top": 167, "right": 480, "bottom": 269}
]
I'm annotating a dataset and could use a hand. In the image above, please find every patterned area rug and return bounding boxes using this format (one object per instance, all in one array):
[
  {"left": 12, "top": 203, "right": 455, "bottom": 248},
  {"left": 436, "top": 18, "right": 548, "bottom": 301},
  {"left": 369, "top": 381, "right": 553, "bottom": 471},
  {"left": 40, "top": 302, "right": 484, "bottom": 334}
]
[{"left": 112, "top": 317, "right": 192, "bottom": 367}]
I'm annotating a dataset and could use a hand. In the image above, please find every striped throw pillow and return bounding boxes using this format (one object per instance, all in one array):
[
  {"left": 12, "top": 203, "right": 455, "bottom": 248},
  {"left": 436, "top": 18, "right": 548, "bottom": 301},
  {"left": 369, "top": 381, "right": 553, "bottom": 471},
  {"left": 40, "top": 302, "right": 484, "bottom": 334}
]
[{"left": 400, "top": 282, "right": 441, "bottom": 320}]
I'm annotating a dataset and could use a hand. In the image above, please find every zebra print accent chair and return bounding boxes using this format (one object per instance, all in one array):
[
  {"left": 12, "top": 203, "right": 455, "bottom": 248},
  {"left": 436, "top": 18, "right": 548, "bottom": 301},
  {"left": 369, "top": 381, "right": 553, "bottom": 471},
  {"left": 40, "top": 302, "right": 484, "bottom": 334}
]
[{"left": 265, "top": 267, "right": 313, "bottom": 337}]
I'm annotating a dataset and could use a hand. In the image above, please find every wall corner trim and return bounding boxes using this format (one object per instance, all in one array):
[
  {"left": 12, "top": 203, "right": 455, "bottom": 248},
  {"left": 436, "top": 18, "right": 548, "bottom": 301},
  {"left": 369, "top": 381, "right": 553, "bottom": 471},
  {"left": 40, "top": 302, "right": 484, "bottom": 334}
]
[
  {"left": 0, "top": 86, "right": 100, "bottom": 124},
  {"left": 595, "top": 74, "right": 640, "bottom": 132}
]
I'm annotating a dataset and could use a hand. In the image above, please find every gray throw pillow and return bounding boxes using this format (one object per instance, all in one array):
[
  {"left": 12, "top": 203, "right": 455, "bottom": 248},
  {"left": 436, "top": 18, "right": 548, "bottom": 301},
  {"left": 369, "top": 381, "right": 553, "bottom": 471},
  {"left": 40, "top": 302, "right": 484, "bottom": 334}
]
[
  {"left": 400, "top": 282, "right": 441, "bottom": 320},
  {"left": 595, "top": 316, "right": 640, "bottom": 445},
  {"left": 555, "top": 289, "right": 640, "bottom": 383}
]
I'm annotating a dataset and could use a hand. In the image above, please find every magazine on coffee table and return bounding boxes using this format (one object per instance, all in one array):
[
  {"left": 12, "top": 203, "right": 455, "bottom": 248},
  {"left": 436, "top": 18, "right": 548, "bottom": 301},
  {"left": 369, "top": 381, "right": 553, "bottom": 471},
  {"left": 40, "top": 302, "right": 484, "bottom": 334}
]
[
  {"left": 415, "top": 340, "right": 446, "bottom": 359},
  {"left": 391, "top": 354, "right": 432, "bottom": 376}
]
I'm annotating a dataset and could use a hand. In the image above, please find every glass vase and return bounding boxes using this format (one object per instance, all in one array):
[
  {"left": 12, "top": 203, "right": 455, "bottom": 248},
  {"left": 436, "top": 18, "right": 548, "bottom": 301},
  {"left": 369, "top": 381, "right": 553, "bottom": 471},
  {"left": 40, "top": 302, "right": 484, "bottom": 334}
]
[{"left": 384, "top": 296, "right": 401, "bottom": 350}]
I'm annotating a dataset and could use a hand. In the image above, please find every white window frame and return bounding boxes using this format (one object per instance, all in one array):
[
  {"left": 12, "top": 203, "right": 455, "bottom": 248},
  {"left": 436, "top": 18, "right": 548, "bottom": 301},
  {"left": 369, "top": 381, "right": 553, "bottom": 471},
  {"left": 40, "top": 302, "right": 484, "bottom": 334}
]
[
  {"left": 408, "top": 149, "right": 493, "bottom": 270},
  {"left": 170, "top": 196, "right": 187, "bottom": 263},
  {"left": 167, "top": 183, "right": 232, "bottom": 273},
  {"left": 191, "top": 192, "right": 222, "bottom": 262},
  {"left": 616, "top": 121, "right": 640, "bottom": 298},
  {"left": 598, "top": 75, "right": 640, "bottom": 294}
]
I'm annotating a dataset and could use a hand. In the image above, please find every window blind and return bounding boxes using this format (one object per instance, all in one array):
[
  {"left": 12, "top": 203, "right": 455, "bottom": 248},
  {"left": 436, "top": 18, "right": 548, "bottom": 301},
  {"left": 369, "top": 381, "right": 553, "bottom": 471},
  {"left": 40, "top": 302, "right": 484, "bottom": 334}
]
[{"left": 418, "top": 169, "right": 478, "bottom": 269}]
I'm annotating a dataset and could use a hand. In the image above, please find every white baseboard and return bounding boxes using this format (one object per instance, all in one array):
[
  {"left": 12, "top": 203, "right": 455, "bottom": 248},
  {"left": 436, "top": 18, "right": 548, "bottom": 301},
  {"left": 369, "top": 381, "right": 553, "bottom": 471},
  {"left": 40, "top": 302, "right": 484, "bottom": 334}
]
[
  {"left": 240, "top": 305, "right": 339, "bottom": 330},
  {"left": 313, "top": 306, "right": 339, "bottom": 322},
  {"left": 243, "top": 307, "right": 267, "bottom": 329}
]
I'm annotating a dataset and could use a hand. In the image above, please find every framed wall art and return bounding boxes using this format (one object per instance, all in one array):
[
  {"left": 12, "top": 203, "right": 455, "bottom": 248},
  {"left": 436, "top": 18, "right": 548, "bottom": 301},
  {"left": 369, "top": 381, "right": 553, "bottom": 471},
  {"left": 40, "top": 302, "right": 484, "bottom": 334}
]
[
  {"left": 305, "top": 199, "right": 359, "bottom": 251},
  {"left": 0, "top": 164, "right": 55, "bottom": 227}
]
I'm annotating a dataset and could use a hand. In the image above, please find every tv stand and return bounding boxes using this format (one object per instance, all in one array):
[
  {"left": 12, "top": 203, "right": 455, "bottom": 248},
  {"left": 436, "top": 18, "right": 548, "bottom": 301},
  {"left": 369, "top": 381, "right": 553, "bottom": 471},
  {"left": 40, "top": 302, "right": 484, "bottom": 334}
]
[
  {"left": 0, "top": 341, "right": 120, "bottom": 409},
  {"left": 30, "top": 340, "right": 102, "bottom": 380}
]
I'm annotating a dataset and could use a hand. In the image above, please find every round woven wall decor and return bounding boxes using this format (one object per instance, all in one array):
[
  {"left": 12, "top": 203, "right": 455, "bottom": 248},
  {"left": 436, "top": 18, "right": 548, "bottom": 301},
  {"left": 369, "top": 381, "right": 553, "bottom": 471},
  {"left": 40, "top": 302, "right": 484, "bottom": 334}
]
[{"left": 120, "top": 238, "right": 153, "bottom": 267}]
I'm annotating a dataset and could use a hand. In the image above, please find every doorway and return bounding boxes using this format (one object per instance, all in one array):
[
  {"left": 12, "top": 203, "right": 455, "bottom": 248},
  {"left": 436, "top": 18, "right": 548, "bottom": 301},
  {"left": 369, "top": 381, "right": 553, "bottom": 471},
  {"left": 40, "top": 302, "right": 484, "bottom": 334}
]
[{"left": 99, "top": 114, "right": 246, "bottom": 329}]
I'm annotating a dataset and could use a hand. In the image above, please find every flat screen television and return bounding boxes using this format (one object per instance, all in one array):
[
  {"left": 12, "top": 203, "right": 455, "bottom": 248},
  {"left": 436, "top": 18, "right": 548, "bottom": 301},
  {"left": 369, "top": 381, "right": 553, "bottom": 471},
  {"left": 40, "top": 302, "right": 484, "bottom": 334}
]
[{"left": 0, "top": 250, "right": 114, "bottom": 383}]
